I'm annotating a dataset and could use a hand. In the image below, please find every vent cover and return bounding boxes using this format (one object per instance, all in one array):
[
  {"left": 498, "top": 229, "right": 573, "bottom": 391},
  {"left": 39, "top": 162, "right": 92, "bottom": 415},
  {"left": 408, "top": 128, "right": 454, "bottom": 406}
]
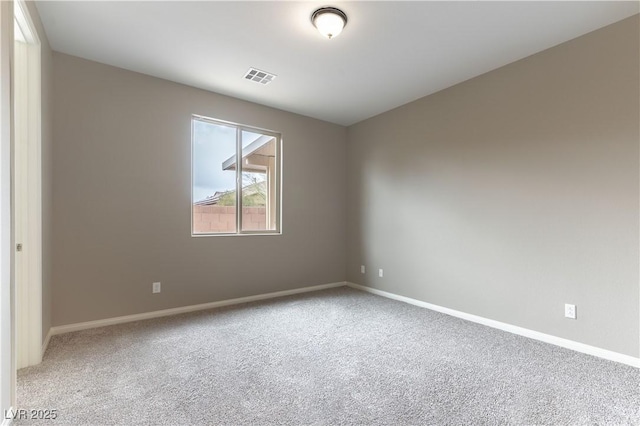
[{"left": 244, "top": 68, "right": 276, "bottom": 85}]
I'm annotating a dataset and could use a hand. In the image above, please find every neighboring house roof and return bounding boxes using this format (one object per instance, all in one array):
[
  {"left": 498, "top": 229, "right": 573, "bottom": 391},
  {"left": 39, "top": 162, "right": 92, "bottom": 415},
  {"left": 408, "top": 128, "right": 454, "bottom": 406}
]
[
  {"left": 194, "top": 181, "right": 266, "bottom": 206},
  {"left": 194, "top": 191, "right": 229, "bottom": 206}
]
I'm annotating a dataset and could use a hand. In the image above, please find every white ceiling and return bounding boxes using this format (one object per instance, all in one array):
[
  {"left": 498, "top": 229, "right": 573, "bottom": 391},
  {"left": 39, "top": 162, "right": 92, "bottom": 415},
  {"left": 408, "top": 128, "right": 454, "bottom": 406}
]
[{"left": 36, "top": 1, "right": 639, "bottom": 126}]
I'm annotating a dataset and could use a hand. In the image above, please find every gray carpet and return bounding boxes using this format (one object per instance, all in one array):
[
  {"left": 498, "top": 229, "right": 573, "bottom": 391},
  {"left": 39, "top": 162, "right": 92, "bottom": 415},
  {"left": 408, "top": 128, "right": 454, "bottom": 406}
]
[{"left": 16, "top": 287, "right": 640, "bottom": 425}]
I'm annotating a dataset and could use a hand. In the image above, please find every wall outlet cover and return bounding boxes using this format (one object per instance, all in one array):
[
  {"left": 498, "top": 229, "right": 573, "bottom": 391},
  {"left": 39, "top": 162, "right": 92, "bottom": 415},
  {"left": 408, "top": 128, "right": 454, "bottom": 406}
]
[
  {"left": 152, "top": 282, "right": 161, "bottom": 294},
  {"left": 564, "top": 303, "right": 576, "bottom": 319}
]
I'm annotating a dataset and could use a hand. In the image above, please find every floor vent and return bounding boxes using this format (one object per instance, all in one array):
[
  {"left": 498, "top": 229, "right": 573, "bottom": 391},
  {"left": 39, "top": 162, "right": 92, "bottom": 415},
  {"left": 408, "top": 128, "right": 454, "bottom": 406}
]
[{"left": 244, "top": 68, "right": 276, "bottom": 85}]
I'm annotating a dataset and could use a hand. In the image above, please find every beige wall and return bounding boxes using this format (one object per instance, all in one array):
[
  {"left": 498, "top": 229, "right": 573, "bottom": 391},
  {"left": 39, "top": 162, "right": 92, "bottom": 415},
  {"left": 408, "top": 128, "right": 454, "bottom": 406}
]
[
  {"left": 52, "top": 53, "right": 347, "bottom": 326},
  {"left": 51, "top": 15, "right": 639, "bottom": 359},
  {"left": 24, "top": 0, "right": 53, "bottom": 346},
  {"left": 347, "top": 16, "right": 640, "bottom": 357}
]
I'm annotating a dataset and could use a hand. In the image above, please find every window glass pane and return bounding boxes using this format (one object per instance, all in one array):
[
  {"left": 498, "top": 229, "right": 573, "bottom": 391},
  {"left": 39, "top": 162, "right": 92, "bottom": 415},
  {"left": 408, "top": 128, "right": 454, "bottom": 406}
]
[
  {"left": 241, "top": 130, "right": 277, "bottom": 231},
  {"left": 192, "top": 120, "right": 237, "bottom": 234}
]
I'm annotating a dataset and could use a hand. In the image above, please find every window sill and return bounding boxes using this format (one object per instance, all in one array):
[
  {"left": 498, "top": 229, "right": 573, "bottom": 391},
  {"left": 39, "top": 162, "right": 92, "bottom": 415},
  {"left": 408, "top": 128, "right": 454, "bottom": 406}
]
[{"left": 191, "top": 232, "right": 282, "bottom": 238}]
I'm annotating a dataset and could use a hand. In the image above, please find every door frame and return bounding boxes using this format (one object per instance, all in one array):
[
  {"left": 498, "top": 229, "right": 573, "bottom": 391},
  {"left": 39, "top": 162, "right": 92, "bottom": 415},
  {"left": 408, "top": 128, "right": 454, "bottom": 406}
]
[
  {"left": 13, "top": 0, "right": 42, "bottom": 369},
  {"left": 0, "top": 0, "right": 16, "bottom": 418}
]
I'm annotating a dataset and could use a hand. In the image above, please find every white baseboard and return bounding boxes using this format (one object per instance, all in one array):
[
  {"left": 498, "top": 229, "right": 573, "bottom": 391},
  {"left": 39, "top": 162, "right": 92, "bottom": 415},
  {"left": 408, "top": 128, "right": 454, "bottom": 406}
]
[
  {"left": 50, "top": 281, "right": 347, "bottom": 336},
  {"left": 347, "top": 282, "right": 640, "bottom": 369},
  {"left": 46, "top": 280, "right": 640, "bottom": 369},
  {"left": 42, "top": 328, "right": 52, "bottom": 358}
]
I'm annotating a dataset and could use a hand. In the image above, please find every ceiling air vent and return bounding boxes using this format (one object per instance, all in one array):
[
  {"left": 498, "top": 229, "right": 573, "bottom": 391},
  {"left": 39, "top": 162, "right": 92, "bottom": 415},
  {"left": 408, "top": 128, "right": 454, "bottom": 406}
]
[{"left": 244, "top": 68, "right": 276, "bottom": 85}]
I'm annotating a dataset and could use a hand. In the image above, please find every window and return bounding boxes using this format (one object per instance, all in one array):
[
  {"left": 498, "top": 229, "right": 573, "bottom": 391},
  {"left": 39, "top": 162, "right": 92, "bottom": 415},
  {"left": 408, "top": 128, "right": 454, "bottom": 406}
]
[{"left": 192, "top": 116, "right": 281, "bottom": 235}]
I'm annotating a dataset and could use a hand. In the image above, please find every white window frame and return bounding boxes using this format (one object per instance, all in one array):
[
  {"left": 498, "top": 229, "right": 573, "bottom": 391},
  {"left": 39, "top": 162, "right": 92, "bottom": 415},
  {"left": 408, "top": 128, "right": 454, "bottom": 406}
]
[{"left": 191, "top": 115, "right": 282, "bottom": 236}]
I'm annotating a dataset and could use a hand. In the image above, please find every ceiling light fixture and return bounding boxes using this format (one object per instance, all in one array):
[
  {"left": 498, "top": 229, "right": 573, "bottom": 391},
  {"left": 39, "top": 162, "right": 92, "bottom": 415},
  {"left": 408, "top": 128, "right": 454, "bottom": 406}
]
[{"left": 311, "top": 7, "right": 347, "bottom": 39}]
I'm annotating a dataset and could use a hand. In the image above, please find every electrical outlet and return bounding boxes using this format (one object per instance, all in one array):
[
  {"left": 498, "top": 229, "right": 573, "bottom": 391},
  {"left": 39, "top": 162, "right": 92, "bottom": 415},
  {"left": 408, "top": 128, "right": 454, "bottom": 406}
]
[
  {"left": 378, "top": 269, "right": 383, "bottom": 278},
  {"left": 360, "top": 265, "right": 365, "bottom": 274},
  {"left": 564, "top": 303, "right": 576, "bottom": 319},
  {"left": 152, "top": 282, "right": 161, "bottom": 294}
]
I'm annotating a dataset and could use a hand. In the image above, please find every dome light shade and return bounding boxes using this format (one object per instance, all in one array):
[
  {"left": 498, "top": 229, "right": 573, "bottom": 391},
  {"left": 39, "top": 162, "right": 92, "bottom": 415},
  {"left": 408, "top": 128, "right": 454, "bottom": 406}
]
[{"left": 311, "top": 7, "right": 347, "bottom": 39}]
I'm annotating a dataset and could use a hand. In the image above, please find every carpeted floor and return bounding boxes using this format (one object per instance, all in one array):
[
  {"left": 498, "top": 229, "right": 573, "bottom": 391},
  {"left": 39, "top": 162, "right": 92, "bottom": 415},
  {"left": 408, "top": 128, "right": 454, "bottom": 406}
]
[{"left": 16, "top": 287, "right": 640, "bottom": 425}]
